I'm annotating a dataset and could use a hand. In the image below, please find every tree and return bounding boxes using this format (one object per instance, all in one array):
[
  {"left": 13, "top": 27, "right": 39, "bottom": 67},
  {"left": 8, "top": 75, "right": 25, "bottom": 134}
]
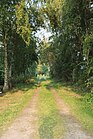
[
  {"left": 0, "top": 0, "right": 45, "bottom": 91},
  {"left": 0, "top": 0, "right": 18, "bottom": 91},
  {"left": 41, "top": 0, "right": 93, "bottom": 86}
]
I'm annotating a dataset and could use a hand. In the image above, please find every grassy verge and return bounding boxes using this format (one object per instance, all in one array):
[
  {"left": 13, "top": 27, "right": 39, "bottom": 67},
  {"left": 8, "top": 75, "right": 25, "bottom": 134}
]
[
  {"left": 38, "top": 84, "right": 64, "bottom": 139},
  {"left": 0, "top": 83, "right": 35, "bottom": 134},
  {"left": 51, "top": 81, "right": 93, "bottom": 135}
]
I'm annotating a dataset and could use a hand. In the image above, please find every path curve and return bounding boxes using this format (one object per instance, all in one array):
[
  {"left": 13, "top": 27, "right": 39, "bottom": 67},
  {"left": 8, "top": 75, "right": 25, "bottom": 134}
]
[
  {"left": 52, "top": 89, "right": 93, "bottom": 139},
  {"left": 0, "top": 89, "right": 39, "bottom": 139}
]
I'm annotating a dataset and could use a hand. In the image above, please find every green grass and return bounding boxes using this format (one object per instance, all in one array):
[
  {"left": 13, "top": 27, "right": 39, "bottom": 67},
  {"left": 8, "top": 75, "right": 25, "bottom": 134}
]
[
  {"left": 50, "top": 81, "right": 93, "bottom": 135},
  {"left": 0, "top": 84, "right": 35, "bottom": 134},
  {"left": 38, "top": 84, "right": 64, "bottom": 139}
]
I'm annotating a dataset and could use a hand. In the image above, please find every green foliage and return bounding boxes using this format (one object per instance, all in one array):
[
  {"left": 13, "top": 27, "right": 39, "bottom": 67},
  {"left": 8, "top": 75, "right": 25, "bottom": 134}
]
[
  {"left": 13, "top": 62, "right": 37, "bottom": 84},
  {"left": 37, "top": 64, "right": 49, "bottom": 75},
  {"left": 86, "top": 76, "right": 93, "bottom": 89},
  {"left": 83, "top": 33, "right": 93, "bottom": 61},
  {"left": 42, "top": 0, "right": 93, "bottom": 91},
  {"left": 83, "top": 33, "right": 93, "bottom": 89},
  {"left": 84, "top": 93, "right": 93, "bottom": 103},
  {"left": 0, "top": 0, "right": 41, "bottom": 89},
  {"left": 42, "top": 0, "right": 63, "bottom": 32},
  {"left": 16, "top": 0, "right": 31, "bottom": 45},
  {"left": 1, "top": 0, "right": 93, "bottom": 91}
]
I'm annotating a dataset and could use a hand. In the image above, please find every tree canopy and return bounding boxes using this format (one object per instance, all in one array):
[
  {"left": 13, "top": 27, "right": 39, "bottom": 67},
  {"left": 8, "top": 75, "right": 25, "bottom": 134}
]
[{"left": 0, "top": 0, "right": 93, "bottom": 92}]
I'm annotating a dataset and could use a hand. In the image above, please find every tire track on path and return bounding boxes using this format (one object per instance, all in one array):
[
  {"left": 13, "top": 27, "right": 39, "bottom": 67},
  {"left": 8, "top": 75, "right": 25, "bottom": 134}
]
[
  {"left": 0, "top": 88, "right": 39, "bottom": 139},
  {"left": 52, "top": 89, "right": 93, "bottom": 139}
]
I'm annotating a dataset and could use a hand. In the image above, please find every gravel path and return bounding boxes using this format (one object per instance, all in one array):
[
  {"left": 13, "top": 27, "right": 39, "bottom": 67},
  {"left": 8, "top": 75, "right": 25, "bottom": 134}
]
[
  {"left": 0, "top": 89, "right": 39, "bottom": 139},
  {"left": 52, "top": 89, "right": 93, "bottom": 139}
]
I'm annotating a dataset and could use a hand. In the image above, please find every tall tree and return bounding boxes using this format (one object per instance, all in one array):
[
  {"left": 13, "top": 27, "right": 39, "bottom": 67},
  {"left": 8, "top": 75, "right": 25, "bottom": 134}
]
[
  {"left": 42, "top": 0, "right": 93, "bottom": 85},
  {"left": 0, "top": 0, "right": 45, "bottom": 91},
  {"left": 0, "top": 0, "right": 18, "bottom": 91}
]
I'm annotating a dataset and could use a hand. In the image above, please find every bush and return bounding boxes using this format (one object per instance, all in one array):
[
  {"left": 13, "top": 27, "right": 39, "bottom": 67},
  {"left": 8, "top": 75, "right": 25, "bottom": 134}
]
[
  {"left": 84, "top": 93, "right": 93, "bottom": 103},
  {"left": 86, "top": 76, "right": 93, "bottom": 91}
]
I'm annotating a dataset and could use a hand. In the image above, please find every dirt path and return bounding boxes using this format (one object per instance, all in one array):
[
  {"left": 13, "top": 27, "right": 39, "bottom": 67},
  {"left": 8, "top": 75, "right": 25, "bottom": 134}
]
[
  {"left": 52, "top": 89, "right": 93, "bottom": 139},
  {"left": 0, "top": 89, "right": 39, "bottom": 139},
  {"left": 1, "top": 86, "right": 93, "bottom": 139}
]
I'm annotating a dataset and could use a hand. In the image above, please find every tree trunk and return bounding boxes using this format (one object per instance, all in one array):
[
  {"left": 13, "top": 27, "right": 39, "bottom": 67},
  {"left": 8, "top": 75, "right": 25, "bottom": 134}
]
[
  {"left": 8, "top": 64, "right": 12, "bottom": 89},
  {"left": 3, "top": 33, "right": 9, "bottom": 92},
  {"left": 72, "top": 69, "right": 76, "bottom": 82}
]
